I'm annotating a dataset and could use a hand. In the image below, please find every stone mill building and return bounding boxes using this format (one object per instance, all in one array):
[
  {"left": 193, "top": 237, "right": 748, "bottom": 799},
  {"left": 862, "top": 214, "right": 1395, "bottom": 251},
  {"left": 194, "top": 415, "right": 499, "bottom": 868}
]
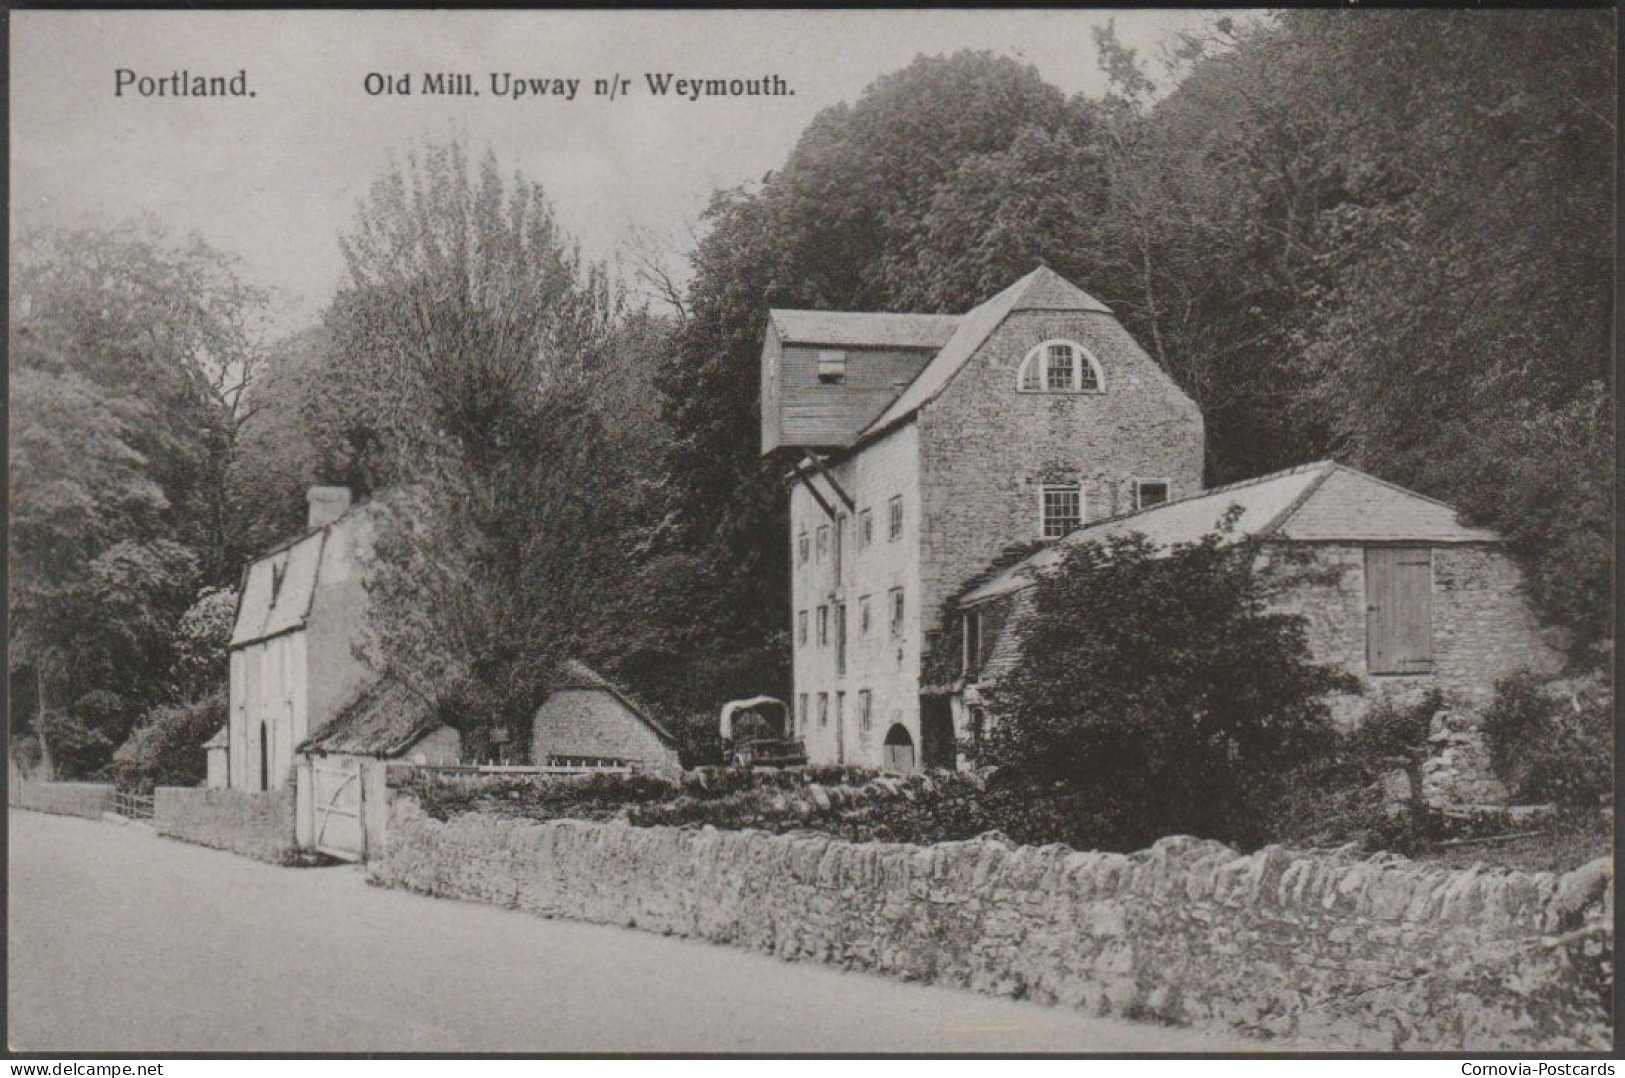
[{"left": 761, "top": 266, "right": 1559, "bottom": 782}]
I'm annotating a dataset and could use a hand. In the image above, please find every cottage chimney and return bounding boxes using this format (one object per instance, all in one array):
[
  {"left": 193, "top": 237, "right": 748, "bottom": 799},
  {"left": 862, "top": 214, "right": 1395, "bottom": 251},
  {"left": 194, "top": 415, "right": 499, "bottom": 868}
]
[{"left": 307, "top": 485, "right": 352, "bottom": 529}]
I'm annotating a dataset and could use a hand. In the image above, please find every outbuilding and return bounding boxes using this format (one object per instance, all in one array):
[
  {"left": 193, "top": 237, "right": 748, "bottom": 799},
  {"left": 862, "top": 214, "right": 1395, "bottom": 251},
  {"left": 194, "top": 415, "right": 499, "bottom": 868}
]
[
  {"left": 953, "top": 461, "right": 1562, "bottom": 773},
  {"left": 531, "top": 661, "right": 681, "bottom": 772}
]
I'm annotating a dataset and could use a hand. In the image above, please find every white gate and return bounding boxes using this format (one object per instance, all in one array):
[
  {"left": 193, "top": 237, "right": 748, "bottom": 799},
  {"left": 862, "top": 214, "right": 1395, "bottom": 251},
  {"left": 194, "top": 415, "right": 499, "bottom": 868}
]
[{"left": 311, "top": 758, "right": 365, "bottom": 861}]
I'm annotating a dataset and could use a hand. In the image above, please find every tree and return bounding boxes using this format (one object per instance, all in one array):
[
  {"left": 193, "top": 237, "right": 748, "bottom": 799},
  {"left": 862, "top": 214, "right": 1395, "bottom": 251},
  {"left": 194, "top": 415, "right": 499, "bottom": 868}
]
[
  {"left": 983, "top": 525, "right": 1355, "bottom": 848},
  {"left": 10, "top": 223, "right": 270, "bottom": 776},
  {"left": 321, "top": 138, "right": 641, "bottom": 751}
]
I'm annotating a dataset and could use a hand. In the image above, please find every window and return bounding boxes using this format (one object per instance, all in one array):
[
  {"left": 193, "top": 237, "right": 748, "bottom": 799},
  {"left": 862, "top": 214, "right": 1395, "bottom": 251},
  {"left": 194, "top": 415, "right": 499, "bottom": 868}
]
[
  {"left": 798, "top": 530, "right": 809, "bottom": 565},
  {"left": 858, "top": 508, "right": 873, "bottom": 549},
  {"left": 969, "top": 707, "right": 987, "bottom": 754},
  {"left": 1134, "top": 480, "right": 1171, "bottom": 510},
  {"left": 859, "top": 595, "right": 872, "bottom": 636},
  {"left": 797, "top": 693, "right": 808, "bottom": 734},
  {"left": 818, "top": 692, "right": 829, "bottom": 727},
  {"left": 835, "top": 692, "right": 845, "bottom": 734},
  {"left": 1366, "top": 548, "right": 1434, "bottom": 674},
  {"left": 859, "top": 690, "right": 873, "bottom": 733},
  {"left": 833, "top": 513, "right": 845, "bottom": 581},
  {"left": 888, "top": 496, "right": 903, "bottom": 541},
  {"left": 1045, "top": 342, "right": 1076, "bottom": 390},
  {"left": 889, "top": 587, "right": 905, "bottom": 637},
  {"left": 963, "top": 609, "right": 983, "bottom": 677},
  {"left": 816, "top": 524, "right": 829, "bottom": 561},
  {"left": 797, "top": 610, "right": 808, "bottom": 647},
  {"left": 1041, "top": 483, "right": 1083, "bottom": 538},
  {"left": 1017, "top": 340, "right": 1104, "bottom": 393},
  {"left": 817, "top": 349, "right": 847, "bottom": 384},
  {"left": 835, "top": 602, "right": 847, "bottom": 676},
  {"left": 817, "top": 605, "right": 829, "bottom": 647}
]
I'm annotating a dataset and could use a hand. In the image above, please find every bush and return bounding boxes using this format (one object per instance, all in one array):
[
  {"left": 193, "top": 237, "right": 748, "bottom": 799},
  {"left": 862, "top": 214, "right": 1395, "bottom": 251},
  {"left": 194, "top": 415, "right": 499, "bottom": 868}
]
[
  {"left": 109, "top": 690, "right": 226, "bottom": 794},
  {"left": 1482, "top": 672, "right": 1612, "bottom": 809},
  {"left": 982, "top": 523, "right": 1357, "bottom": 848}
]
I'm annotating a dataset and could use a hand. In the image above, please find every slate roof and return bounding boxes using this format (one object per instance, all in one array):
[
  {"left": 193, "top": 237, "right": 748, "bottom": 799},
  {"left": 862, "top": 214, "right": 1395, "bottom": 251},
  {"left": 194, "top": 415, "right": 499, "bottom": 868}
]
[
  {"left": 550, "top": 660, "right": 678, "bottom": 746},
  {"left": 299, "top": 677, "right": 442, "bottom": 757},
  {"left": 768, "top": 309, "right": 960, "bottom": 350},
  {"left": 960, "top": 462, "right": 1500, "bottom": 605},
  {"left": 229, "top": 498, "right": 378, "bottom": 649},
  {"left": 859, "top": 267, "right": 1111, "bottom": 442}
]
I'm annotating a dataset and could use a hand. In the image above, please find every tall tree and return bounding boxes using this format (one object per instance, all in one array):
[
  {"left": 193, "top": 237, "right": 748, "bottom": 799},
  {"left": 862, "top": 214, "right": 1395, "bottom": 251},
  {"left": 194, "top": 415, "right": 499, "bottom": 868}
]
[
  {"left": 320, "top": 138, "right": 642, "bottom": 752},
  {"left": 9, "top": 224, "right": 267, "bottom": 774}
]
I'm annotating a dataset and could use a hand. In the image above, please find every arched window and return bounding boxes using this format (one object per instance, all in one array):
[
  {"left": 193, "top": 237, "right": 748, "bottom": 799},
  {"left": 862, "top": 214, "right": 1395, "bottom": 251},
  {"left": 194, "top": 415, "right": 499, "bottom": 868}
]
[
  {"left": 1016, "top": 340, "right": 1104, "bottom": 394},
  {"left": 259, "top": 723, "right": 269, "bottom": 791}
]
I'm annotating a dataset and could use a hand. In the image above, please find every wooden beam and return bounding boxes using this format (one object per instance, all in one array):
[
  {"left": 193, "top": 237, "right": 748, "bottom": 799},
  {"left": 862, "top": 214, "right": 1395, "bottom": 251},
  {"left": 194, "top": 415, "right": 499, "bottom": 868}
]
[
  {"left": 808, "top": 453, "right": 855, "bottom": 512},
  {"left": 792, "top": 460, "right": 838, "bottom": 521}
]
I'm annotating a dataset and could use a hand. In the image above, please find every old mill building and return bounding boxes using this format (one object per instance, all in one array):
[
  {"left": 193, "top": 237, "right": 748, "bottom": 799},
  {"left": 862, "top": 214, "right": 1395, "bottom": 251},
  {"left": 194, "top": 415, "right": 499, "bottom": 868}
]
[{"left": 762, "top": 267, "right": 1558, "bottom": 774}]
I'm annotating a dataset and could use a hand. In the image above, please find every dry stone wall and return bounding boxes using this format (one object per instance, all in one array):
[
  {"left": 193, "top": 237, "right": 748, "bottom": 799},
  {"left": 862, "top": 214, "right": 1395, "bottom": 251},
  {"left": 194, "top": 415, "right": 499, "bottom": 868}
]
[
  {"left": 154, "top": 786, "right": 296, "bottom": 863},
  {"left": 373, "top": 794, "right": 1612, "bottom": 1051},
  {"left": 9, "top": 780, "right": 113, "bottom": 818}
]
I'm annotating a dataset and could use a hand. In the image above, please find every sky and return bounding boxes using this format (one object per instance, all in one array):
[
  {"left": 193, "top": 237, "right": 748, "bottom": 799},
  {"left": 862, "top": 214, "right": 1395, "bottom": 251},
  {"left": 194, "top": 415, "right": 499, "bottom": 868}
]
[{"left": 12, "top": 10, "right": 1214, "bottom": 333}]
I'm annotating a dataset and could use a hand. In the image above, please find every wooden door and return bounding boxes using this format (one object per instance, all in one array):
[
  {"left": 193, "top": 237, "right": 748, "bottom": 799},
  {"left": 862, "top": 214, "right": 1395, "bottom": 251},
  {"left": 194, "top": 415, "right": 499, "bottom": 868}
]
[{"left": 1365, "top": 547, "right": 1434, "bottom": 674}]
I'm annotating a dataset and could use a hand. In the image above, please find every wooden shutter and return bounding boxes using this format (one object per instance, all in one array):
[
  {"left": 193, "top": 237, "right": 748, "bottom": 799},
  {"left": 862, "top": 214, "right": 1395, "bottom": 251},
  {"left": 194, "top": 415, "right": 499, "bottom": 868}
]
[{"left": 1366, "top": 547, "right": 1434, "bottom": 674}]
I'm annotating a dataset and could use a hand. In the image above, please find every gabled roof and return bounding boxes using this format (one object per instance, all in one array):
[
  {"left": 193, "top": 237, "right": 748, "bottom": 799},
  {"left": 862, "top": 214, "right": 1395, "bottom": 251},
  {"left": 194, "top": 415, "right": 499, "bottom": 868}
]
[
  {"left": 202, "top": 727, "right": 229, "bottom": 750},
  {"left": 859, "top": 267, "right": 1111, "bottom": 442},
  {"left": 961, "top": 461, "right": 1499, "bottom": 605},
  {"left": 229, "top": 497, "right": 377, "bottom": 650},
  {"left": 549, "top": 660, "right": 678, "bottom": 746},
  {"left": 299, "top": 677, "right": 442, "bottom": 757},
  {"left": 768, "top": 309, "right": 960, "bottom": 350},
  {"left": 228, "top": 527, "right": 328, "bottom": 648}
]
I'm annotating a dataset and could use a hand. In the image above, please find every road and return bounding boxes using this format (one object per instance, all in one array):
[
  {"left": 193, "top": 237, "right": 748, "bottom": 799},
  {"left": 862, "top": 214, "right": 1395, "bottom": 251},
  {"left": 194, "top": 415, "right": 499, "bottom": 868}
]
[{"left": 8, "top": 810, "right": 1251, "bottom": 1053}]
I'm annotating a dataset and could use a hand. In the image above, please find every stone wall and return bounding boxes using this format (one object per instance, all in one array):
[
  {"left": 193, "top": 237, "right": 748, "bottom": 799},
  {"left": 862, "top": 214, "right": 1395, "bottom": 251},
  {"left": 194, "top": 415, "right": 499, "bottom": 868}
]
[
  {"left": 154, "top": 785, "right": 296, "bottom": 863},
  {"left": 373, "top": 795, "right": 1613, "bottom": 1051},
  {"left": 8, "top": 780, "right": 113, "bottom": 819},
  {"left": 918, "top": 309, "right": 1204, "bottom": 633},
  {"left": 1268, "top": 543, "right": 1562, "bottom": 806}
]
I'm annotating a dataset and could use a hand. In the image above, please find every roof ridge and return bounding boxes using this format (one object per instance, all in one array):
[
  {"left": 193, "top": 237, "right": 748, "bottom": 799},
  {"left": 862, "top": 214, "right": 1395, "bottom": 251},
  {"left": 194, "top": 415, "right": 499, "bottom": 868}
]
[{"left": 1057, "top": 460, "right": 1337, "bottom": 537}]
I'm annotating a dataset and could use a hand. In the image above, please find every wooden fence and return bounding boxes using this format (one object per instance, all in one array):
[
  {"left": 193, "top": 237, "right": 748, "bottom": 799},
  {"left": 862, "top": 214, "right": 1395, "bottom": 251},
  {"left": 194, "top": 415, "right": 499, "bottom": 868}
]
[{"left": 110, "top": 790, "right": 155, "bottom": 821}]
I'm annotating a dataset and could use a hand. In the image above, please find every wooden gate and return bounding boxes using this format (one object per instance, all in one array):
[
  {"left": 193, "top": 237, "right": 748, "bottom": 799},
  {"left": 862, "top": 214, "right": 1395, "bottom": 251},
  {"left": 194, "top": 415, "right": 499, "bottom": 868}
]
[{"left": 311, "top": 758, "right": 365, "bottom": 861}]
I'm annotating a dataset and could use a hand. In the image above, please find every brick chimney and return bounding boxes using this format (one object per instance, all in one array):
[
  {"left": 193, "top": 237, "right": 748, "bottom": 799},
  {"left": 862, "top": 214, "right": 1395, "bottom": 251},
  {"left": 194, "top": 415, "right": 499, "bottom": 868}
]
[{"left": 306, "top": 485, "right": 352, "bottom": 529}]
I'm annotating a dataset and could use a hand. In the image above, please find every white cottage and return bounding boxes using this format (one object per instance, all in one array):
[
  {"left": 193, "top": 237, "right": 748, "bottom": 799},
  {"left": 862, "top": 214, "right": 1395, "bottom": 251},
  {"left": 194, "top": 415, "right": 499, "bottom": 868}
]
[{"left": 226, "top": 486, "right": 373, "bottom": 791}]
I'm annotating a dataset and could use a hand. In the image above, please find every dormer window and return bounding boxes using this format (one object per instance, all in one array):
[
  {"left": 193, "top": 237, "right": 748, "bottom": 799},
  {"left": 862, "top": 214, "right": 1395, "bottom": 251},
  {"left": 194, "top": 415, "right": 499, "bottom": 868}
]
[
  {"left": 817, "top": 349, "right": 847, "bottom": 384},
  {"left": 1017, "top": 340, "right": 1104, "bottom": 394}
]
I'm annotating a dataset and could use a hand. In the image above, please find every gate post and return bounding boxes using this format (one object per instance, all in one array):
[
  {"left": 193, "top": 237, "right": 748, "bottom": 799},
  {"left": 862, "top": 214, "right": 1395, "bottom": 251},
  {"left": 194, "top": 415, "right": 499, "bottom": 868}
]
[{"left": 294, "top": 756, "right": 313, "bottom": 849}]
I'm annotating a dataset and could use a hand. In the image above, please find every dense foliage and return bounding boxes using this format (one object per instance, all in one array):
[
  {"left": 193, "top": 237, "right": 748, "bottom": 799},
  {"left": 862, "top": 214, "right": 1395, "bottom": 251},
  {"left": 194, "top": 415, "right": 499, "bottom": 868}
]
[
  {"left": 982, "top": 526, "right": 1357, "bottom": 847},
  {"left": 109, "top": 690, "right": 227, "bottom": 794},
  {"left": 9, "top": 224, "right": 265, "bottom": 776},
  {"left": 1482, "top": 671, "right": 1613, "bottom": 810}
]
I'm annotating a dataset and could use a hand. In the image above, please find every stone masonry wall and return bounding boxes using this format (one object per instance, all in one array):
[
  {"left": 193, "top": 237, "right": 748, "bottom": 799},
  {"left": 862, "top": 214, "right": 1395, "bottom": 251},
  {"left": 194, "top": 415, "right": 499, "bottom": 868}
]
[
  {"left": 154, "top": 785, "right": 296, "bottom": 864},
  {"left": 373, "top": 794, "right": 1613, "bottom": 1050},
  {"left": 8, "top": 780, "right": 113, "bottom": 819},
  {"left": 1268, "top": 543, "right": 1562, "bottom": 805},
  {"left": 918, "top": 310, "right": 1204, "bottom": 639}
]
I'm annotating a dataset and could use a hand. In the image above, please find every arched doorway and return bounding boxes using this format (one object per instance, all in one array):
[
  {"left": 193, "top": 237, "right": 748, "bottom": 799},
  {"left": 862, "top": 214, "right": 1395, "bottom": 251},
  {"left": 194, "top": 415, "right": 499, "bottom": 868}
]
[{"left": 882, "top": 724, "right": 916, "bottom": 773}]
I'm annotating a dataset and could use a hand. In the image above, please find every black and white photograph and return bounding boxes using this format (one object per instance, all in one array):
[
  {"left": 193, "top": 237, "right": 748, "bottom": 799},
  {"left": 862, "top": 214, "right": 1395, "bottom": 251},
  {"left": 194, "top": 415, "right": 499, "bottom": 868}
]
[{"left": 5, "top": 6, "right": 1617, "bottom": 1059}]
